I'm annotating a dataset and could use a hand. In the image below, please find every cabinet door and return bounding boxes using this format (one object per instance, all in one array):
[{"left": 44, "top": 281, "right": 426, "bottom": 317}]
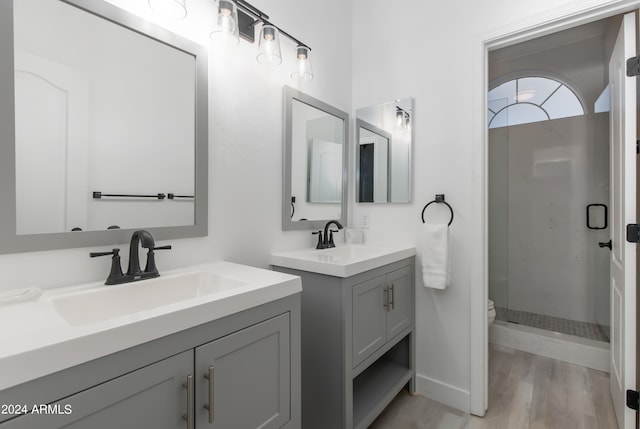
[
  {"left": 195, "top": 313, "right": 290, "bottom": 429},
  {"left": 386, "top": 266, "right": 413, "bottom": 341},
  {"left": 1, "top": 350, "right": 193, "bottom": 429},
  {"left": 352, "top": 276, "right": 387, "bottom": 368}
]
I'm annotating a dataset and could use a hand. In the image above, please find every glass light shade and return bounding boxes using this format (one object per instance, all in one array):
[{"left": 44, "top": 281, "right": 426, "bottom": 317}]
[
  {"left": 257, "top": 25, "right": 282, "bottom": 66},
  {"left": 291, "top": 46, "right": 313, "bottom": 81},
  {"left": 210, "top": 0, "right": 239, "bottom": 46},
  {"left": 396, "top": 109, "right": 403, "bottom": 126},
  {"left": 148, "top": 0, "right": 187, "bottom": 19}
]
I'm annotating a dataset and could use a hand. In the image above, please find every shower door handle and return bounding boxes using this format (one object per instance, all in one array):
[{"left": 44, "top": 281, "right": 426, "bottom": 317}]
[
  {"left": 586, "top": 204, "right": 608, "bottom": 230},
  {"left": 598, "top": 239, "right": 612, "bottom": 250}
]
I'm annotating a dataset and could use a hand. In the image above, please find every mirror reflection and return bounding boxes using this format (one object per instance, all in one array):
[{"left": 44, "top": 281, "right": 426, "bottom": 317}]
[
  {"left": 356, "top": 97, "right": 413, "bottom": 203},
  {"left": 283, "top": 86, "right": 348, "bottom": 230},
  {"left": 14, "top": 0, "right": 196, "bottom": 234}
]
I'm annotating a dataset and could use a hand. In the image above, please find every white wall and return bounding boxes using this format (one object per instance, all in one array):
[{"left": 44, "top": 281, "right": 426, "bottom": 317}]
[
  {"left": 0, "top": 0, "right": 351, "bottom": 292},
  {"left": 351, "top": 0, "right": 631, "bottom": 413}
]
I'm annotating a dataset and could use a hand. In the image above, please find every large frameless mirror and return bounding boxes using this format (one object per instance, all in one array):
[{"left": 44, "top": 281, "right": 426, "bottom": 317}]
[
  {"left": 0, "top": 0, "right": 208, "bottom": 253},
  {"left": 355, "top": 97, "right": 413, "bottom": 203},
  {"left": 283, "top": 86, "right": 348, "bottom": 230}
]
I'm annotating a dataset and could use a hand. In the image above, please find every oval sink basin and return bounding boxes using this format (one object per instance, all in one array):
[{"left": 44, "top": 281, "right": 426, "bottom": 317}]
[
  {"left": 51, "top": 271, "right": 247, "bottom": 326},
  {"left": 270, "top": 244, "right": 416, "bottom": 277}
]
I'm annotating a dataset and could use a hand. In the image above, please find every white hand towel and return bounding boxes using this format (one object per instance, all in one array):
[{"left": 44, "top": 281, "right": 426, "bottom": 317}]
[{"left": 420, "top": 223, "right": 450, "bottom": 289}]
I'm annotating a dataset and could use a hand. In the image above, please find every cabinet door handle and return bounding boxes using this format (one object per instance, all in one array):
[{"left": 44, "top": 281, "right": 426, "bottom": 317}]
[
  {"left": 390, "top": 283, "right": 395, "bottom": 310},
  {"left": 383, "top": 287, "right": 390, "bottom": 311},
  {"left": 182, "top": 375, "right": 194, "bottom": 429},
  {"left": 203, "top": 366, "right": 215, "bottom": 423}
]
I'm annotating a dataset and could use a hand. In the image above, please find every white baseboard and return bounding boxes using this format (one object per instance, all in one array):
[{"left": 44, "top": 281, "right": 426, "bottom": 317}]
[
  {"left": 490, "top": 321, "right": 610, "bottom": 372},
  {"left": 415, "top": 373, "right": 470, "bottom": 413}
]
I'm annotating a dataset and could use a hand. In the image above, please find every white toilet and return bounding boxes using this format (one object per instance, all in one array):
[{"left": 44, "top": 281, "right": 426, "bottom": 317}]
[{"left": 487, "top": 299, "right": 496, "bottom": 326}]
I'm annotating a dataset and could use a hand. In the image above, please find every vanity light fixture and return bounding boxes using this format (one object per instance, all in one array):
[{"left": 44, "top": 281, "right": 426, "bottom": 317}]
[
  {"left": 148, "top": 0, "right": 187, "bottom": 19},
  {"left": 150, "top": 0, "right": 313, "bottom": 77},
  {"left": 210, "top": 0, "right": 240, "bottom": 46},
  {"left": 291, "top": 45, "right": 313, "bottom": 81},
  {"left": 228, "top": 0, "right": 312, "bottom": 77}
]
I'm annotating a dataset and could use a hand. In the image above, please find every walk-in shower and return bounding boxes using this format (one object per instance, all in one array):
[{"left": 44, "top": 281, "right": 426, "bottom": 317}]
[
  {"left": 488, "top": 110, "right": 610, "bottom": 345},
  {"left": 485, "top": 16, "right": 622, "bottom": 358}
]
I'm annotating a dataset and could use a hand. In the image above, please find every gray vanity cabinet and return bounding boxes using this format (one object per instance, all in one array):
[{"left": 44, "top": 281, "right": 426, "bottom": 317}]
[
  {"left": 272, "top": 257, "right": 415, "bottom": 429},
  {"left": 195, "top": 313, "right": 291, "bottom": 429},
  {"left": 1, "top": 350, "right": 192, "bottom": 429},
  {"left": 0, "top": 295, "right": 301, "bottom": 429}
]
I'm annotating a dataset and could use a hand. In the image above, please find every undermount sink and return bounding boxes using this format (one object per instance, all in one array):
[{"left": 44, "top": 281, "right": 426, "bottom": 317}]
[
  {"left": 270, "top": 244, "right": 416, "bottom": 277},
  {"left": 51, "top": 270, "right": 247, "bottom": 326}
]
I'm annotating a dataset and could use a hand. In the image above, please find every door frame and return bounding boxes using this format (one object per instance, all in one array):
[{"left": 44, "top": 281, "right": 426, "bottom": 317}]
[{"left": 471, "top": 0, "right": 640, "bottom": 416}]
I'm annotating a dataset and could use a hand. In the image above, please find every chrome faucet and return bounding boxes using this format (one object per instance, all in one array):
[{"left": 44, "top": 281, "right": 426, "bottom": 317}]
[{"left": 90, "top": 230, "right": 171, "bottom": 285}]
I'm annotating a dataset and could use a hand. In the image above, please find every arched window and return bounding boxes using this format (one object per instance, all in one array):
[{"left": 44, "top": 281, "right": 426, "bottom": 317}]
[{"left": 488, "top": 72, "right": 585, "bottom": 129}]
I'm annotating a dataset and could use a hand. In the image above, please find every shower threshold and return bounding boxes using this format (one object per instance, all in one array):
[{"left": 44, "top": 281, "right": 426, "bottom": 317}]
[
  {"left": 490, "top": 309, "right": 610, "bottom": 372},
  {"left": 495, "top": 307, "right": 609, "bottom": 342}
]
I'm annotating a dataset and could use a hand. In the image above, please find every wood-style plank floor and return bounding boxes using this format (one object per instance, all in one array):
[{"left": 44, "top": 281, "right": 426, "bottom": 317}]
[{"left": 369, "top": 344, "right": 618, "bottom": 429}]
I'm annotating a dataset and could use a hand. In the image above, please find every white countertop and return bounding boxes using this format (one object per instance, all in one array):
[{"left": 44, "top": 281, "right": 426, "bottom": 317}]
[
  {"left": 270, "top": 244, "right": 416, "bottom": 277},
  {"left": 0, "top": 261, "right": 301, "bottom": 391}
]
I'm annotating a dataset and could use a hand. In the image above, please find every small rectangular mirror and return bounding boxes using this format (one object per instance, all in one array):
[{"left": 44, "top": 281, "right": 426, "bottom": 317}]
[
  {"left": 356, "top": 97, "right": 413, "bottom": 203},
  {"left": 283, "top": 86, "right": 349, "bottom": 230}
]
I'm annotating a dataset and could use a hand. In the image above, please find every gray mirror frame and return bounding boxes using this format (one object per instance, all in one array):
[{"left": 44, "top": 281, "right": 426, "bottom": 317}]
[
  {"left": 355, "top": 118, "right": 392, "bottom": 203},
  {"left": 282, "top": 86, "right": 349, "bottom": 230},
  {"left": 0, "top": 0, "right": 208, "bottom": 254}
]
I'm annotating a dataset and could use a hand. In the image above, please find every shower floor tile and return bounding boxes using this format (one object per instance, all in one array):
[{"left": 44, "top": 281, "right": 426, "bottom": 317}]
[{"left": 495, "top": 307, "right": 609, "bottom": 343}]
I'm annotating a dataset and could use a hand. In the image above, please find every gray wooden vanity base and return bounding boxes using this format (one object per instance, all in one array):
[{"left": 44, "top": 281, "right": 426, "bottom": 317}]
[
  {"left": 0, "top": 294, "right": 301, "bottom": 429},
  {"left": 273, "top": 257, "right": 415, "bottom": 429}
]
